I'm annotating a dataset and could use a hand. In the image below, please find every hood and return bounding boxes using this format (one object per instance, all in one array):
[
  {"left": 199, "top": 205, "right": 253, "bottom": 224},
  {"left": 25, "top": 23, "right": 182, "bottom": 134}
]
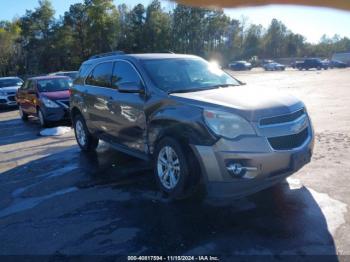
[
  {"left": 41, "top": 90, "right": 70, "bottom": 100},
  {"left": 171, "top": 86, "right": 304, "bottom": 122},
  {"left": 0, "top": 86, "right": 21, "bottom": 93}
]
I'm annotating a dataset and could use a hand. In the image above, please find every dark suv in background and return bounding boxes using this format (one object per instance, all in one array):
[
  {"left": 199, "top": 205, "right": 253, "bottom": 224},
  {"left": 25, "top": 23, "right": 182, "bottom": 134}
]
[
  {"left": 296, "top": 58, "right": 329, "bottom": 70},
  {"left": 70, "top": 53, "right": 314, "bottom": 199}
]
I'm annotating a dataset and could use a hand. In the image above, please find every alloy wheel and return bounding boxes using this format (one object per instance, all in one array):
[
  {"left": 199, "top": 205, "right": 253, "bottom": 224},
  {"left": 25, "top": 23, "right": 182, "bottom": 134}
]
[
  {"left": 38, "top": 110, "right": 45, "bottom": 127},
  {"left": 75, "top": 120, "right": 87, "bottom": 147},
  {"left": 19, "top": 107, "right": 24, "bottom": 117},
  {"left": 157, "top": 146, "right": 181, "bottom": 190}
]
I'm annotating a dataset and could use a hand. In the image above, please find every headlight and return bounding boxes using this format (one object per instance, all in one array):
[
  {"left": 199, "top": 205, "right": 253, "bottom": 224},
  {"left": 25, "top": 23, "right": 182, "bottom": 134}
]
[
  {"left": 203, "top": 109, "right": 255, "bottom": 139},
  {"left": 42, "top": 96, "right": 59, "bottom": 108},
  {"left": 0, "top": 90, "right": 5, "bottom": 96}
]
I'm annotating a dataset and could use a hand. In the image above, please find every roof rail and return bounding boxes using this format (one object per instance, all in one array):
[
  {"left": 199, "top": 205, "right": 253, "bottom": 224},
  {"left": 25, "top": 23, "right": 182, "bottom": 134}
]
[{"left": 89, "top": 51, "right": 125, "bottom": 60}]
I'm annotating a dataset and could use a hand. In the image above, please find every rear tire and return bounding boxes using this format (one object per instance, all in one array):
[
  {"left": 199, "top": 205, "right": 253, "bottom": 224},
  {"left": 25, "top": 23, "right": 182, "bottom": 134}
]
[
  {"left": 73, "top": 114, "right": 99, "bottom": 152},
  {"left": 19, "top": 106, "right": 28, "bottom": 121},
  {"left": 154, "top": 137, "right": 202, "bottom": 200}
]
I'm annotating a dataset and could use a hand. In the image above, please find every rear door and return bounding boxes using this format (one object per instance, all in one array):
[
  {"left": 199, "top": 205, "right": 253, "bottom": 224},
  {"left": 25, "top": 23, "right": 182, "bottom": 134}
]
[{"left": 84, "top": 61, "right": 115, "bottom": 134}]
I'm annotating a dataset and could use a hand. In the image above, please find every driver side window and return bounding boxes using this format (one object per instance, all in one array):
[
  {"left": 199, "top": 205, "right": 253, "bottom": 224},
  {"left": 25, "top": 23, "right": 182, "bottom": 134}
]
[{"left": 112, "top": 61, "right": 141, "bottom": 89}]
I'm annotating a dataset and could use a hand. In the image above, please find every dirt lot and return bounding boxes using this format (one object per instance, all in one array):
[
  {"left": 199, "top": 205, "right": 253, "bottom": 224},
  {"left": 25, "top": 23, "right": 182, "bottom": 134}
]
[{"left": 0, "top": 68, "right": 349, "bottom": 259}]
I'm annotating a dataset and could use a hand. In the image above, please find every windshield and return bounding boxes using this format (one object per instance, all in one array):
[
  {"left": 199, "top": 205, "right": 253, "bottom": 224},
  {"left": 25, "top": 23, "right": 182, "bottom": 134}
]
[
  {"left": 142, "top": 58, "right": 240, "bottom": 93},
  {"left": 0, "top": 78, "right": 23, "bottom": 88},
  {"left": 37, "top": 78, "right": 72, "bottom": 92}
]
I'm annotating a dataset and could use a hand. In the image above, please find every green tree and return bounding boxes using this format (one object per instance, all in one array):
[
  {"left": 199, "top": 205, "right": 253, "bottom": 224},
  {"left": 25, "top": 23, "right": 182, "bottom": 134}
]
[
  {"left": 0, "top": 21, "right": 22, "bottom": 76},
  {"left": 243, "top": 24, "right": 263, "bottom": 59},
  {"left": 263, "top": 19, "right": 288, "bottom": 58},
  {"left": 172, "top": 5, "right": 208, "bottom": 55},
  {"left": 19, "top": 0, "right": 55, "bottom": 73},
  {"left": 144, "top": 0, "right": 171, "bottom": 52},
  {"left": 85, "top": 0, "right": 120, "bottom": 55}
]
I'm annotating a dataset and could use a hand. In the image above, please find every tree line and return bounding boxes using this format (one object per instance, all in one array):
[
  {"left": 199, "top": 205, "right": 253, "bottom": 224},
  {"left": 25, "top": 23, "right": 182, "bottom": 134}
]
[{"left": 0, "top": 0, "right": 349, "bottom": 76}]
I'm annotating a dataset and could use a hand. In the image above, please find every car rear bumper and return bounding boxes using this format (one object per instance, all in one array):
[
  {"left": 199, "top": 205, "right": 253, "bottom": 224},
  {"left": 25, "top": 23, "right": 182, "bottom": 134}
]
[{"left": 191, "top": 126, "right": 314, "bottom": 199}]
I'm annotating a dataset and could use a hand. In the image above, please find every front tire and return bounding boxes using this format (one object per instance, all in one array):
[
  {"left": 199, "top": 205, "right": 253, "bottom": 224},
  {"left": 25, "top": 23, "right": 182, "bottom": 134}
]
[
  {"left": 73, "top": 114, "right": 99, "bottom": 152},
  {"left": 38, "top": 108, "right": 48, "bottom": 128},
  {"left": 154, "top": 137, "right": 200, "bottom": 200},
  {"left": 19, "top": 106, "right": 28, "bottom": 121}
]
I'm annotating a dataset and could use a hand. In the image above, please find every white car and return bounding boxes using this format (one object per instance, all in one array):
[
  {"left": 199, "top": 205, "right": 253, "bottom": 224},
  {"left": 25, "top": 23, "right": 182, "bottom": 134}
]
[
  {"left": 0, "top": 77, "right": 24, "bottom": 107},
  {"left": 263, "top": 62, "right": 286, "bottom": 71}
]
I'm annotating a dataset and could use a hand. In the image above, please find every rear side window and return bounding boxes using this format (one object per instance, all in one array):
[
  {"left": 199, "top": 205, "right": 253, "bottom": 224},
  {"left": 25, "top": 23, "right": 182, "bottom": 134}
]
[
  {"left": 112, "top": 61, "right": 141, "bottom": 88},
  {"left": 86, "top": 62, "right": 113, "bottom": 88}
]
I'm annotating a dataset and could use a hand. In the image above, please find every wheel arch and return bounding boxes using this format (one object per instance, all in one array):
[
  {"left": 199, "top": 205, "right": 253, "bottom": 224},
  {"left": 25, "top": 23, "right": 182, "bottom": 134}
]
[
  {"left": 148, "top": 117, "right": 217, "bottom": 156},
  {"left": 70, "top": 106, "right": 82, "bottom": 120}
]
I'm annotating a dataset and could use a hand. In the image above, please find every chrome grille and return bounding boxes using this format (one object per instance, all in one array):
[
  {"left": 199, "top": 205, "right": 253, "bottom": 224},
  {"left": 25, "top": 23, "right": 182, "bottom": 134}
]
[{"left": 260, "top": 108, "right": 305, "bottom": 126}]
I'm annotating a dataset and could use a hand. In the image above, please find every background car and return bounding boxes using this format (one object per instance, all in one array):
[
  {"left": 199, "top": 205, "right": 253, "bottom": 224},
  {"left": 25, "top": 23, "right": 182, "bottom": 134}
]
[
  {"left": 296, "top": 58, "right": 328, "bottom": 70},
  {"left": 16, "top": 76, "right": 72, "bottom": 127},
  {"left": 228, "top": 61, "right": 252, "bottom": 71},
  {"left": 263, "top": 62, "right": 286, "bottom": 71},
  {"left": 0, "top": 77, "right": 23, "bottom": 108},
  {"left": 329, "top": 60, "right": 347, "bottom": 68},
  {"left": 49, "top": 71, "right": 79, "bottom": 80}
]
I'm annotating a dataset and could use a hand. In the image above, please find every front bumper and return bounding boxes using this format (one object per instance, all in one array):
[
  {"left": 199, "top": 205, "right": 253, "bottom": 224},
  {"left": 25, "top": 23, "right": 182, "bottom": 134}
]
[
  {"left": 41, "top": 104, "right": 70, "bottom": 122},
  {"left": 192, "top": 125, "right": 314, "bottom": 199},
  {"left": 0, "top": 95, "right": 17, "bottom": 107}
]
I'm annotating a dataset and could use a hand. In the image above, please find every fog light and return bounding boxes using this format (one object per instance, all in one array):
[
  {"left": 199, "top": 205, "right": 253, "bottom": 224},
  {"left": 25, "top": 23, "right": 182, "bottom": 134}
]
[{"left": 227, "top": 163, "right": 246, "bottom": 177}]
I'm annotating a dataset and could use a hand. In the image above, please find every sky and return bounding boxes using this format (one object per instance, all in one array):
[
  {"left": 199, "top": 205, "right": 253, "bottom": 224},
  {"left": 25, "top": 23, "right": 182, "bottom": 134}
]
[{"left": 0, "top": 0, "right": 349, "bottom": 43}]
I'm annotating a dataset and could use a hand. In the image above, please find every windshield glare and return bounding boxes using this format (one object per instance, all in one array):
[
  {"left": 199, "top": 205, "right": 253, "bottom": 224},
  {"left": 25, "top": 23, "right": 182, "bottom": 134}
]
[
  {"left": 0, "top": 79, "right": 23, "bottom": 88},
  {"left": 37, "top": 79, "right": 72, "bottom": 92},
  {"left": 142, "top": 58, "right": 240, "bottom": 93}
]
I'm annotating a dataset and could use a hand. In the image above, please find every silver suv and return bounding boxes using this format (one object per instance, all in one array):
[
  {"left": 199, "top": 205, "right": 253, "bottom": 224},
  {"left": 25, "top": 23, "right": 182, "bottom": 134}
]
[
  {"left": 70, "top": 53, "right": 314, "bottom": 199},
  {"left": 0, "top": 77, "right": 23, "bottom": 107}
]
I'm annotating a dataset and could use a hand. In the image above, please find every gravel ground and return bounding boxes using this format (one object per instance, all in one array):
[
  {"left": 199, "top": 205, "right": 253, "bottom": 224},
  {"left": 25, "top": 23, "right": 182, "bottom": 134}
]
[{"left": 0, "top": 68, "right": 349, "bottom": 259}]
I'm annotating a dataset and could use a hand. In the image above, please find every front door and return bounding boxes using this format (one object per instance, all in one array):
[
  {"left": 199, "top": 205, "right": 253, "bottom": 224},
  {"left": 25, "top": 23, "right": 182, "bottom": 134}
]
[{"left": 107, "top": 60, "right": 147, "bottom": 153}]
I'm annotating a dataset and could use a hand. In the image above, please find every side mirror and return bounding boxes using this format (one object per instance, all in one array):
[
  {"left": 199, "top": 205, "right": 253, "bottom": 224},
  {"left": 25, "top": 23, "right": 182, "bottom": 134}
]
[{"left": 117, "top": 82, "right": 144, "bottom": 94}]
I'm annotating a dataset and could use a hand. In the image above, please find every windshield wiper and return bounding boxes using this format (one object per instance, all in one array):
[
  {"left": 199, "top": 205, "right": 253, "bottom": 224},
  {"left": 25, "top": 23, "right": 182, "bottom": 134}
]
[
  {"left": 208, "top": 84, "right": 235, "bottom": 88},
  {"left": 168, "top": 86, "right": 219, "bottom": 94}
]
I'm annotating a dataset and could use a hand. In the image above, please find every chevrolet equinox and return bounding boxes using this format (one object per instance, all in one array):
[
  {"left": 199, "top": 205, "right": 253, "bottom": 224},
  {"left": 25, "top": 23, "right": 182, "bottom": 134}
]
[{"left": 70, "top": 53, "right": 314, "bottom": 199}]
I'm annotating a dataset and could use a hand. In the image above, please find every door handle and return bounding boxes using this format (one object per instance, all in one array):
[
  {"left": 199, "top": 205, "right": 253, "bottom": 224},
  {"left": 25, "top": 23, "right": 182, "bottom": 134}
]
[{"left": 106, "top": 97, "right": 114, "bottom": 108}]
